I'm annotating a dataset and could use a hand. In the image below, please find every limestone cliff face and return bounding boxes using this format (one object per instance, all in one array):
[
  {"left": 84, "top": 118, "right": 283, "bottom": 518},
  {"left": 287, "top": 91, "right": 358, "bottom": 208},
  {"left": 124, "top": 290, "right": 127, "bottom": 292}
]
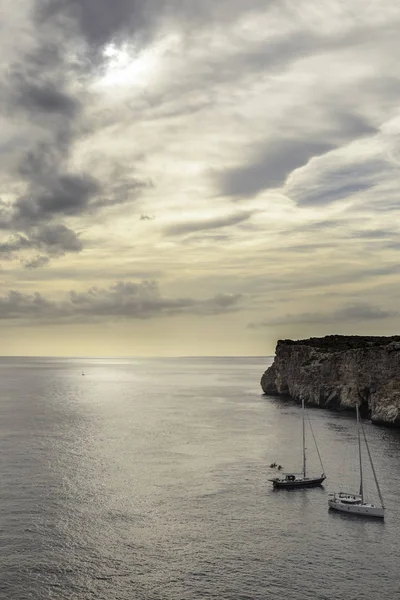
[{"left": 261, "top": 335, "right": 400, "bottom": 426}]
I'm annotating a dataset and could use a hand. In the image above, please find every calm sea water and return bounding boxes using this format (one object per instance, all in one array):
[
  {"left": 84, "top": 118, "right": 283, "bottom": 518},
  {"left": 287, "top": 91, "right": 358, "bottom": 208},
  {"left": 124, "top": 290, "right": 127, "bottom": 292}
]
[{"left": 0, "top": 356, "right": 399, "bottom": 599}]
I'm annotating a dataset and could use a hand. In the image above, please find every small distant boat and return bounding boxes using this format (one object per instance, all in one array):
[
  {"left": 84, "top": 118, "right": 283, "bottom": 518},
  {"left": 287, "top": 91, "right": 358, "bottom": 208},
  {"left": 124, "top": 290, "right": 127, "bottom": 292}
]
[
  {"left": 269, "top": 398, "right": 326, "bottom": 489},
  {"left": 328, "top": 404, "right": 385, "bottom": 519}
]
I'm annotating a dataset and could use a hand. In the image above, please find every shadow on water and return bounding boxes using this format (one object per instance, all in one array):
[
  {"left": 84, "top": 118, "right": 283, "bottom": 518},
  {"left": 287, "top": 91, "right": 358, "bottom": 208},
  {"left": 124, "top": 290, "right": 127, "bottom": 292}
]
[{"left": 270, "top": 484, "right": 327, "bottom": 494}]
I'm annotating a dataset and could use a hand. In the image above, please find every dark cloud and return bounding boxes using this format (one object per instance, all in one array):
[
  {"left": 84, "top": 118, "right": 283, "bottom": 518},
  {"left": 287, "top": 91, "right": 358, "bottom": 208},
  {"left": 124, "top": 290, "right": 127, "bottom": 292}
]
[
  {"left": 0, "top": 224, "right": 81, "bottom": 265},
  {"left": 218, "top": 140, "right": 334, "bottom": 198},
  {"left": 94, "top": 176, "right": 151, "bottom": 210},
  {"left": 13, "top": 174, "right": 100, "bottom": 224},
  {"left": 289, "top": 158, "right": 399, "bottom": 206},
  {"left": 0, "top": 291, "right": 54, "bottom": 319},
  {"left": 38, "top": 0, "right": 278, "bottom": 52},
  {"left": 14, "top": 80, "right": 80, "bottom": 117},
  {"left": 17, "top": 142, "right": 69, "bottom": 184},
  {"left": 217, "top": 106, "right": 378, "bottom": 200},
  {"left": 37, "top": 0, "right": 149, "bottom": 50},
  {"left": 23, "top": 255, "right": 51, "bottom": 270},
  {"left": 250, "top": 302, "right": 398, "bottom": 328},
  {"left": 30, "top": 224, "right": 83, "bottom": 254},
  {"left": 165, "top": 211, "right": 252, "bottom": 235},
  {"left": 6, "top": 16, "right": 88, "bottom": 226},
  {"left": 303, "top": 182, "right": 373, "bottom": 206},
  {"left": 338, "top": 303, "right": 397, "bottom": 321},
  {"left": 2, "top": 0, "right": 157, "bottom": 258},
  {"left": 0, "top": 234, "right": 31, "bottom": 257},
  {"left": 332, "top": 113, "right": 377, "bottom": 141},
  {"left": 354, "top": 228, "right": 397, "bottom": 240},
  {"left": 201, "top": 293, "right": 241, "bottom": 314},
  {"left": 67, "top": 281, "right": 242, "bottom": 319},
  {"left": 0, "top": 280, "right": 242, "bottom": 321}
]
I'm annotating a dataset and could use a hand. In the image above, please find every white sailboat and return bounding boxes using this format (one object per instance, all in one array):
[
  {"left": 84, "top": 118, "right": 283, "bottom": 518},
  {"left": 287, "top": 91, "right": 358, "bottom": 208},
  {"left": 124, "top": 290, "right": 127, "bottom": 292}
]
[
  {"left": 269, "top": 398, "right": 326, "bottom": 489},
  {"left": 328, "top": 404, "right": 385, "bottom": 519}
]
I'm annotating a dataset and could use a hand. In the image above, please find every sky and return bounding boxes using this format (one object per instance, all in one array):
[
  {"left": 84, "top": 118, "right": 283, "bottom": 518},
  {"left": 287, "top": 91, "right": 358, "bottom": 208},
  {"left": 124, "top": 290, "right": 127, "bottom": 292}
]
[{"left": 1, "top": 0, "right": 400, "bottom": 357}]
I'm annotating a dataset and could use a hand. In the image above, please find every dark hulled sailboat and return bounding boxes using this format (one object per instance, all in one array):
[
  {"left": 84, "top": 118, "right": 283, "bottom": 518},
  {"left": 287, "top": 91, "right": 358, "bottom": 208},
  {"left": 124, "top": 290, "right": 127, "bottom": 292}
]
[{"left": 269, "top": 398, "right": 326, "bottom": 489}]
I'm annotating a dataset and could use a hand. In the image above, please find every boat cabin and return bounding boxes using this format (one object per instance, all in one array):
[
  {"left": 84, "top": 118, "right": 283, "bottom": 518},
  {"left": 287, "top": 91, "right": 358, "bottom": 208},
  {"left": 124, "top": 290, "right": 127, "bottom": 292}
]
[{"left": 336, "top": 493, "right": 362, "bottom": 505}]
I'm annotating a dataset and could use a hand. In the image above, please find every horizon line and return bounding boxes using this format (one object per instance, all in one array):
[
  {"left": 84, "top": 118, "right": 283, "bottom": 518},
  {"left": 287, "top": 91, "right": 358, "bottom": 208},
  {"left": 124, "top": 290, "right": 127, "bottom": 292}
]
[{"left": 0, "top": 354, "right": 273, "bottom": 359}]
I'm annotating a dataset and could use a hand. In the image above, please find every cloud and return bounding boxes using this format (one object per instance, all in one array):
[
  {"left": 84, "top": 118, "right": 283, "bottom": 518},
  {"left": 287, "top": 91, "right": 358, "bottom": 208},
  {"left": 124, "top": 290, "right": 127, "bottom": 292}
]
[
  {"left": 218, "top": 140, "right": 335, "bottom": 198},
  {"left": 2, "top": 0, "right": 400, "bottom": 355},
  {"left": 30, "top": 224, "right": 83, "bottom": 254},
  {"left": 0, "top": 291, "right": 54, "bottom": 319},
  {"left": 14, "top": 79, "right": 80, "bottom": 117},
  {"left": 1, "top": 0, "right": 158, "bottom": 260},
  {"left": 354, "top": 228, "right": 397, "bottom": 240},
  {"left": 216, "top": 111, "right": 377, "bottom": 200},
  {"left": 250, "top": 302, "right": 398, "bottom": 328},
  {"left": 37, "top": 0, "right": 150, "bottom": 50},
  {"left": 0, "top": 280, "right": 242, "bottom": 322},
  {"left": 338, "top": 303, "right": 398, "bottom": 321},
  {"left": 274, "top": 242, "right": 337, "bottom": 253},
  {"left": 0, "top": 234, "right": 31, "bottom": 257},
  {"left": 12, "top": 173, "right": 100, "bottom": 225},
  {"left": 5, "top": 25, "right": 88, "bottom": 219},
  {"left": 165, "top": 211, "right": 253, "bottom": 235},
  {"left": 0, "top": 224, "right": 82, "bottom": 266},
  {"left": 38, "top": 0, "right": 277, "bottom": 52},
  {"left": 23, "top": 255, "right": 51, "bottom": 270},
  {"left": 285, "top": 155, "right": 398, "bottom": 206}
]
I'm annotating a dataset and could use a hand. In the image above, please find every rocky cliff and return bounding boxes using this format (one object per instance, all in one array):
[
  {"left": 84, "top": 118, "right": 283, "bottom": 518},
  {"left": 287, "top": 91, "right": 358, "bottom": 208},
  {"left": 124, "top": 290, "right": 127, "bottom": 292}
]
[{"left": 261, "top": 335, "right": 400, "bottom": 426}]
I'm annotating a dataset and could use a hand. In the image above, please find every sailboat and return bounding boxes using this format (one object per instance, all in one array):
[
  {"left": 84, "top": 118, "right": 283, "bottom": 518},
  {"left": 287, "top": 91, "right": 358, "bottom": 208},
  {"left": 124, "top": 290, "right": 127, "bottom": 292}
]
[
  {"left": 328, "top": 404, "right": 385, "bottom": 519},
  {"left": 269, "top": 398, "right": 326, "bottom": 489}
]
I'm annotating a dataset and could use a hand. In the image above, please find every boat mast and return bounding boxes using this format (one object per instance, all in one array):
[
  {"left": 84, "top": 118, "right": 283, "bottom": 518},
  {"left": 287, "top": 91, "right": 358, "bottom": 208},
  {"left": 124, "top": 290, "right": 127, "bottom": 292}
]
[
  {"left": 302, "top": 397, "right": 306, "bottom": 478},
  {"left": 306, "top": 409, "right": 325, "bottom": 475},
  {"left": 357, "top": 404, "right": 364, "bottom": 503},
  {"left": 361, "top": 423, "right": 385, "bottom": 509}
]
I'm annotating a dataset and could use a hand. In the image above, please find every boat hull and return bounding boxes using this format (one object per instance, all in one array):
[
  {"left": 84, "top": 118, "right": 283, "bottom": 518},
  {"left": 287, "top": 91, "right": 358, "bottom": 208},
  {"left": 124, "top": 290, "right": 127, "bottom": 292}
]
[
  {"left": 328, "top": 498, "right": 384, "bottom": 518},
  {"left": 271, "top": 475, "right": 326, "bottom": 489}
]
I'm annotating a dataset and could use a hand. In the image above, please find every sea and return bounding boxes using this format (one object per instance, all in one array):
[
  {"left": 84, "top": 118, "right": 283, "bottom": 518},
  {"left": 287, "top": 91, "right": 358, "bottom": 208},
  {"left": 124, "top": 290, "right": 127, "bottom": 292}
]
[{"left": 0, "top": 356, "right": 399, "bottom": 600}]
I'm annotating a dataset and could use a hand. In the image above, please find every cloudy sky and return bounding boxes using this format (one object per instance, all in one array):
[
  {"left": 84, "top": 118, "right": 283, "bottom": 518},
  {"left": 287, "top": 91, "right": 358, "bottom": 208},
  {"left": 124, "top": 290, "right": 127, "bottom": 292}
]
[{"left": 1, "top": 0, "right": 400, "bottom": 356}]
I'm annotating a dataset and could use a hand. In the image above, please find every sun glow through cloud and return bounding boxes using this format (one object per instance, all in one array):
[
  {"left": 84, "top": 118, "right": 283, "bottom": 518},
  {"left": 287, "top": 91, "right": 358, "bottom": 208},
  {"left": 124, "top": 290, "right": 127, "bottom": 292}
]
[{"left": 98, "top": 36, "right": 179, "bottom": 88}]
